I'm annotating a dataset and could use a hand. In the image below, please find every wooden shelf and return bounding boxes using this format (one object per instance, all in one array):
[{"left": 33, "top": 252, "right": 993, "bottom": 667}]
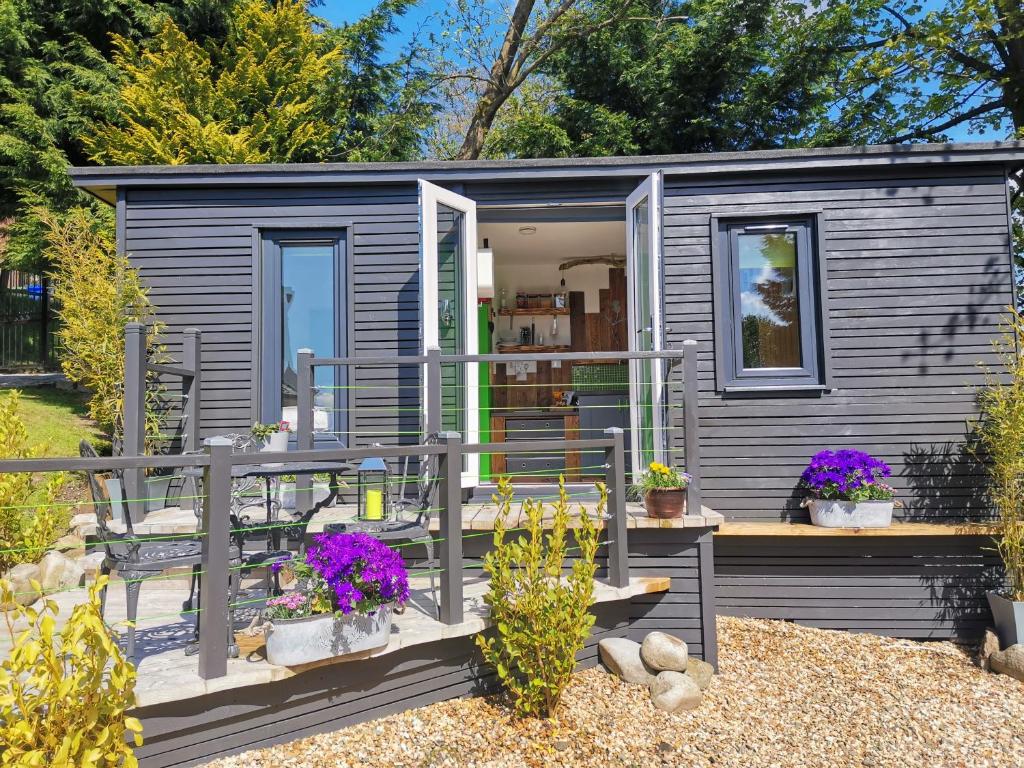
[
  {"left": 496, "top": 344, "right": 571, "bottom": 353},
  {"left": 497, "top": 307, "right": 569, "bottom": 316},
  {"left": 714, "top": 521, "right": 997, "bottom": 537}
]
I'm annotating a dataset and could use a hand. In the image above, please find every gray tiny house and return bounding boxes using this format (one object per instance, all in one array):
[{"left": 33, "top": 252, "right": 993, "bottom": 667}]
[{"left": 72, "top": 141, "right": 1020, "bottom": 644}]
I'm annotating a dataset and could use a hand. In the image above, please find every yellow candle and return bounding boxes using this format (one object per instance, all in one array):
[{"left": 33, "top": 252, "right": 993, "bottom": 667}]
[{"left": 365, "top": 489, "right": 383, "bottom": 520}]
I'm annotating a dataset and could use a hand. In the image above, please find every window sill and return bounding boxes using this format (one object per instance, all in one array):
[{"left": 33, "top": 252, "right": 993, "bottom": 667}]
[{"left": 721, "top": 384, "right": 829, "bottom": 397}]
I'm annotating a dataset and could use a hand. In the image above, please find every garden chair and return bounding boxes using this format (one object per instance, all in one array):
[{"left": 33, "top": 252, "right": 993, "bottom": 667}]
[
  {"left": 324, "top": 448, "right": 441, "bottom": 619},
  {"left": 79, "top": 440, "right": 243, "bottom": 662}
]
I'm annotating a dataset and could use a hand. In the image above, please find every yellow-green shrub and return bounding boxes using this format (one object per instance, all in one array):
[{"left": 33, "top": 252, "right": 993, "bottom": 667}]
[
  {"left": 977, "top": 309, "right": 1024, "bottom": 600},
  {"left": 0, "top": 576, "right": 143, "bottom": 766},
  {"left": 0, "top": 390, "right": 67, "bottom": 573},
  {"left": 39, "top": 207, "right": 161, "bottom": 439},
  {"left": 476, "top": 476, "right": 600, "bottom": 718}
]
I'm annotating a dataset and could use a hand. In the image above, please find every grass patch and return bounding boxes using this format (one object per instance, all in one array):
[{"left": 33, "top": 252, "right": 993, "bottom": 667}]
[{"left": 12, "top": 386, "right": 107, "bottom": 457}]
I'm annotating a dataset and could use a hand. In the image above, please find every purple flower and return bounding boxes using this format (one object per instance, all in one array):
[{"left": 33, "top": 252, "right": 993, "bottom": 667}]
[
  {"left": 303, "top": 532, "right": 410, "bottom": 615},
  {"left": 799, "top": 449, "right": 892, "bottom": 501}
]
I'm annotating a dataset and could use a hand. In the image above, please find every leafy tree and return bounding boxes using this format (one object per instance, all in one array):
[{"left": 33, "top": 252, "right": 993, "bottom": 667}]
[
  {"left": 86, "top": 0, "right": 433, "bottom": 165},
  {"left": 477, "top": 0, "right": 874, "bottom": 159},
  {"left": 0, "top": 0, "right": 237, "bottom": 269}
]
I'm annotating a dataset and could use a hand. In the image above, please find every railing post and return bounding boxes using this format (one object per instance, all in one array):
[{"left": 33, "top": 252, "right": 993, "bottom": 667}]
[
  {"left": 681, "top": 340, "right": 703, "bottom": 516},
  {"left": 295, "top": 348, "right": 313, "bottom": 515},
  {"left": 199, "top": 437, "right": 232, "bottom": 680},
  {"left": 182, "top": 328, "right": 202, "bottom": 454},
  {"left": 437, "top": 431, "right": 463, "bottom": 625},
  {"left": 425, "top": 346, "right": 442, "bottom": 439},
  {"left": 122, "top": 322, "right": 147, "bottom": 522},
  {"left": 603, "top": 427, "right": 629, "bottom": 588}
]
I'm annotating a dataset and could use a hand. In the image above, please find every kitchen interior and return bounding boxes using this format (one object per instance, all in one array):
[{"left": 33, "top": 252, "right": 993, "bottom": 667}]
[{"left": 476, "top": 215, "right": 633, "bottom": 484}]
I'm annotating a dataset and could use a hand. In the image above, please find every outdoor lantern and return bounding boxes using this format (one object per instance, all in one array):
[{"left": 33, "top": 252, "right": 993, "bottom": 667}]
[{"left": 357, "top": 457, "right": 390, "bottom": 522}]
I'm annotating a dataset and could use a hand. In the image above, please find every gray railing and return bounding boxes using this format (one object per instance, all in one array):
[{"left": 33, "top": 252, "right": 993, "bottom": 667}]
[
  {"left": 122, "top": 322, "right": 202, "bottom": 518},
  {"left": 295, "top": 342, "right": 703, "bottom": 514},
  {"left": 0, "top": 431, "right": 628, "bottom": 681}
]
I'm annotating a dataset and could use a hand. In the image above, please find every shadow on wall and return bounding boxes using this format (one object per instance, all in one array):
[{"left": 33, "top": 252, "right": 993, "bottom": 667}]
[
  {"left": 916, "top": 537, "right": 1004, "bottom": 643},
  {"left": 901, "top": 435, "right": 992, "bottom": 523}
]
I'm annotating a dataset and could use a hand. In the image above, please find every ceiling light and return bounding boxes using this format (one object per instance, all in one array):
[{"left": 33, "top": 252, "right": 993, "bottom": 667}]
[{"left": 518, "top": 225, "right": 537, "bottom": 235}]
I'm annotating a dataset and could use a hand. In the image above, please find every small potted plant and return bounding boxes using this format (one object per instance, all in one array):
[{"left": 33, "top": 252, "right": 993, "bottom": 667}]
[
  {"left": 799, "top": 449, "right": 896, "bottom": 528},
  {"left": 263, "top": 532, "right": 409, "bottom": 666},
  {"left": 252, "top": 421, "right": 290, "bottom": 453},
  {"left": 635, "top": 461, "right": 692, "bottom": 519}
]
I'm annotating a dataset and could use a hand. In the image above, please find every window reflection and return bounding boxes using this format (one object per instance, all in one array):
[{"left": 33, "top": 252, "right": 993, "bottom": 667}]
[{"left": 737, "top": 232, "right": 801, "bottom": 369}]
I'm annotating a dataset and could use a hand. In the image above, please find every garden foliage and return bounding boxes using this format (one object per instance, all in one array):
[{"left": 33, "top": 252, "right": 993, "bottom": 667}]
[
  {"left": 0, "top": 576, "right": 143, "bottom": 766},
  {"left": 0, "top": 390, "right": 67, "bottom": 573},
  {"left": 976, "top": 310, "right": 1024, "bottom": 601},
  {"left": 477, "top": 477, "right": 600, "bottom": 718},
  {"left": 40, "top": 207, "right": 160, "bottom": 439}
]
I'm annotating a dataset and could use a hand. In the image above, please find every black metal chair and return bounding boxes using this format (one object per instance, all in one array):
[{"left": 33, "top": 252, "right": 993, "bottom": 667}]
[
  {"left": 79, "top": 440, "right": 243, "bottom": 662},
  {"left": 324, "top": 450, "right": 440, "bottom": 619}
]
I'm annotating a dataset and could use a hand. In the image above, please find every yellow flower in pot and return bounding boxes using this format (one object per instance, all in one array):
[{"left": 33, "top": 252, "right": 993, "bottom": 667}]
[{"left": 634, "top": 461, "right": 692, "bottom": 519}]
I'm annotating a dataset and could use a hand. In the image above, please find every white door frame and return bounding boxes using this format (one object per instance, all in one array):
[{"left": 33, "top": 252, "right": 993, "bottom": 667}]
[
  {"left": 419, "top": 179, "right": 479, "bottom": 488},
  {"left": 625, "top": 172, "right": 666, "bottom": 477}
]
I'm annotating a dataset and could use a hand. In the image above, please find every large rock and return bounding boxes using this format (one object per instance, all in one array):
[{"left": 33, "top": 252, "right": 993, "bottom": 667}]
[
  {"left": 649, "top": 670, "right": 702, "bottom": 713},
  {"left": 38, "top": 550, "right": 85, "bottom": 594},
  {"left": 599, "top": 638, "right": 655, "bottom": 685},
  {"left": 641, "top": 631, "right": 689, "bottom": 672},
  {"left": 684, "top": 657, "right": 714, "bottom": 690},
  {"left": 79, "top": 552, "right": 107, "bottom": 581},
  {"left": 978, "top": 628, "right": 1001, "bottom": 672},
  {"left": 990, "top": 644, "right": 1024, "bottom": 683},
  {"left": 1, "top": 562, "right": 42, "bottom": 608}
]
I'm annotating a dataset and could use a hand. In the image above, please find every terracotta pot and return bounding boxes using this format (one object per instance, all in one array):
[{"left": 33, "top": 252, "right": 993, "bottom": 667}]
[{"left": 644, "top": 489, "right": 687, "bottom": 519}]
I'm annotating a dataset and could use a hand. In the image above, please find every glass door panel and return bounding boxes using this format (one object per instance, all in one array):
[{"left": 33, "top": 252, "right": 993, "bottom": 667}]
[
  {"left": 419, "top": 180, "right": 479, "bottom": 487},
  {"left": 625, "top": 173, "right": 665, "bottom": 477}
]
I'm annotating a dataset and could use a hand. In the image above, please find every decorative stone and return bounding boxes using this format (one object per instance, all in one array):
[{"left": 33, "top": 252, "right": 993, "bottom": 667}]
[
  {"left": 79, "top": 552, "right": 107, "bottom": 580},
  {"left": 38, "top": 550, "right": 85, "bottom": 594},
  {"left": 641, "top": 631, "right": 689, "bottom": 672},
  {"left": 52, "top": 534, "right": 85, "bottom": 554},
  {"left": 649, "top": 670, "right": 702, "bottom": 712},
  {"left": 979, "top": 628, "right": 1001, "bottom": 672},
  {"left": 599, "top": 637, "right": 655, "bottom": 685},
  {"left": 1, "top": 562, "right": 42, "bottom": 608},
  {"left": 990, "top": 644, "right": 1024, "bottom": 683},
  {"left": 684, "top": 657, "right": 715, "bottom": 690}
]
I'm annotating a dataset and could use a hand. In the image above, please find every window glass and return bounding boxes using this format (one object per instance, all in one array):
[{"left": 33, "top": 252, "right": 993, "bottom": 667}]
[
  {"left": 736, "top": 232, "right": 801, "bottom": 369},
  {"left": 280, "top": 244, "right": 335, "bottom": 417}
]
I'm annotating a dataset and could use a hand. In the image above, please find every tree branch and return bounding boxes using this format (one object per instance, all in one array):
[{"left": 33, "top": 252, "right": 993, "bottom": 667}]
[{"left": 885, "top": 98, "right": 1006, "bottom": 142}]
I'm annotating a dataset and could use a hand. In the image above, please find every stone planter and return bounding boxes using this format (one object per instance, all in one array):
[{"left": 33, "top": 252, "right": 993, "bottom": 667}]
[
  {"left": 265, "top": 604, "right": 394, "bottom": 666},
  {"left": 261, "top": 431, "right": 290, "bottom": 453},
  {"left": 277, "top": 481, "right": 332, "bottom": 511},
  {"left": 806, "top": 499, "right": 893, "bottom": 528},
  {"left": 644, "top": 489, "right": 687, "bottom": 519},
  {"left": 987, "top": 590, "right": 1024, "bottom": 649}
]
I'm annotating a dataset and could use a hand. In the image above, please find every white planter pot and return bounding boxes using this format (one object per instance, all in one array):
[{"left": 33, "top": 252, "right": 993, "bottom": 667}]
[
  {"left": 277, "top": 481, "right": 332, "bottom": 511},
  {"left": 806, "top": 499, "right": 893, "bottom": 528},
  {"left": 987, "top": 591, "right": 1024, "bottom": 649},
  {"left": 261, "top": 431, "right": 290, "bottom": 453},
  {"left": 265, "top": 604, "right": 394, "bottom": 666}
]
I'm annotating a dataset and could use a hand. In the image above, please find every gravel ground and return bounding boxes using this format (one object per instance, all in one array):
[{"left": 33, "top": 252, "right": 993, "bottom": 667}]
[{"left": 203, "top": 617, "right": 1024, "bottom": 768}]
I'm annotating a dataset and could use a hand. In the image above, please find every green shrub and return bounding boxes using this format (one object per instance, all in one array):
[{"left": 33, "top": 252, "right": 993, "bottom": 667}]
[
  {"left": 0, "top": 390, "right": 67, "bottom": 573},
  {"left": 39, "top": 207, "right": 162, "bottom": 440},
  {"left": 976, "top": 309, "right": 1024, "bottom": 601},
  {"left": 476, "top": 476, "right": 601, "bottom": 718},
  {"left": 0, "top": 576, "right": 143, "bottom": 766}
]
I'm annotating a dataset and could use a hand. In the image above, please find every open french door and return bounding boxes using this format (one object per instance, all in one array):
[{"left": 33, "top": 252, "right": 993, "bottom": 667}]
[
  {"left": 419, "top": 180, "right": 479, "bottom": 488},
  {"left": 625, "top": 172, "right": 666, "bottom": 477}
]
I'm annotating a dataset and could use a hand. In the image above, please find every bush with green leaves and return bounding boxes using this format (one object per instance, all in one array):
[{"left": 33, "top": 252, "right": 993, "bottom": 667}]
[
  {"left": 477, "top": 476, "right": 600, "bottom": 718},
  {"left": 0, "top": 390, "right": 67, "bottom": 573},
  {"left": 976, "top": 309, "right": 1024, "bottom": 601}
]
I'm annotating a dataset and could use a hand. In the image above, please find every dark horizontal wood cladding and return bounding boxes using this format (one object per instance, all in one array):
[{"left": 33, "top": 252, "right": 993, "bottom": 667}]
[
  {"left": 662, "top": 165, "right": 1013, "bottom": 522},
  {"left": 123, "top": 183, "right": 422, "bottom": 445},
  {"left": 132, "top": 527, "right": 714, "bottom": 767},
  {"left": 714, "top": 536, "right": 1003, "bottom": 642}
]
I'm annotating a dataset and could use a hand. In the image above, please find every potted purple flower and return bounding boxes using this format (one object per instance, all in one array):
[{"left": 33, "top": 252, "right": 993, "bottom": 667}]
[
  {"left": 799, "top": 449, "right": 896, "bottom": 528},
  {"left": 263, "top": 532, "right": 409, "bottom": 666}
]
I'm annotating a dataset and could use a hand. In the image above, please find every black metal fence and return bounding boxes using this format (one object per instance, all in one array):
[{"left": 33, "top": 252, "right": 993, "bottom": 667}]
[{"left": 0, "top": 270, "right": 59, "bottom": 371}]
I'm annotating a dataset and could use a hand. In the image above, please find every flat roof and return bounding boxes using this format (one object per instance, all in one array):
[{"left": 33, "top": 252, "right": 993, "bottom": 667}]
[{"left": 70, "top": 141, "right": 1024, "bottom": 204}]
